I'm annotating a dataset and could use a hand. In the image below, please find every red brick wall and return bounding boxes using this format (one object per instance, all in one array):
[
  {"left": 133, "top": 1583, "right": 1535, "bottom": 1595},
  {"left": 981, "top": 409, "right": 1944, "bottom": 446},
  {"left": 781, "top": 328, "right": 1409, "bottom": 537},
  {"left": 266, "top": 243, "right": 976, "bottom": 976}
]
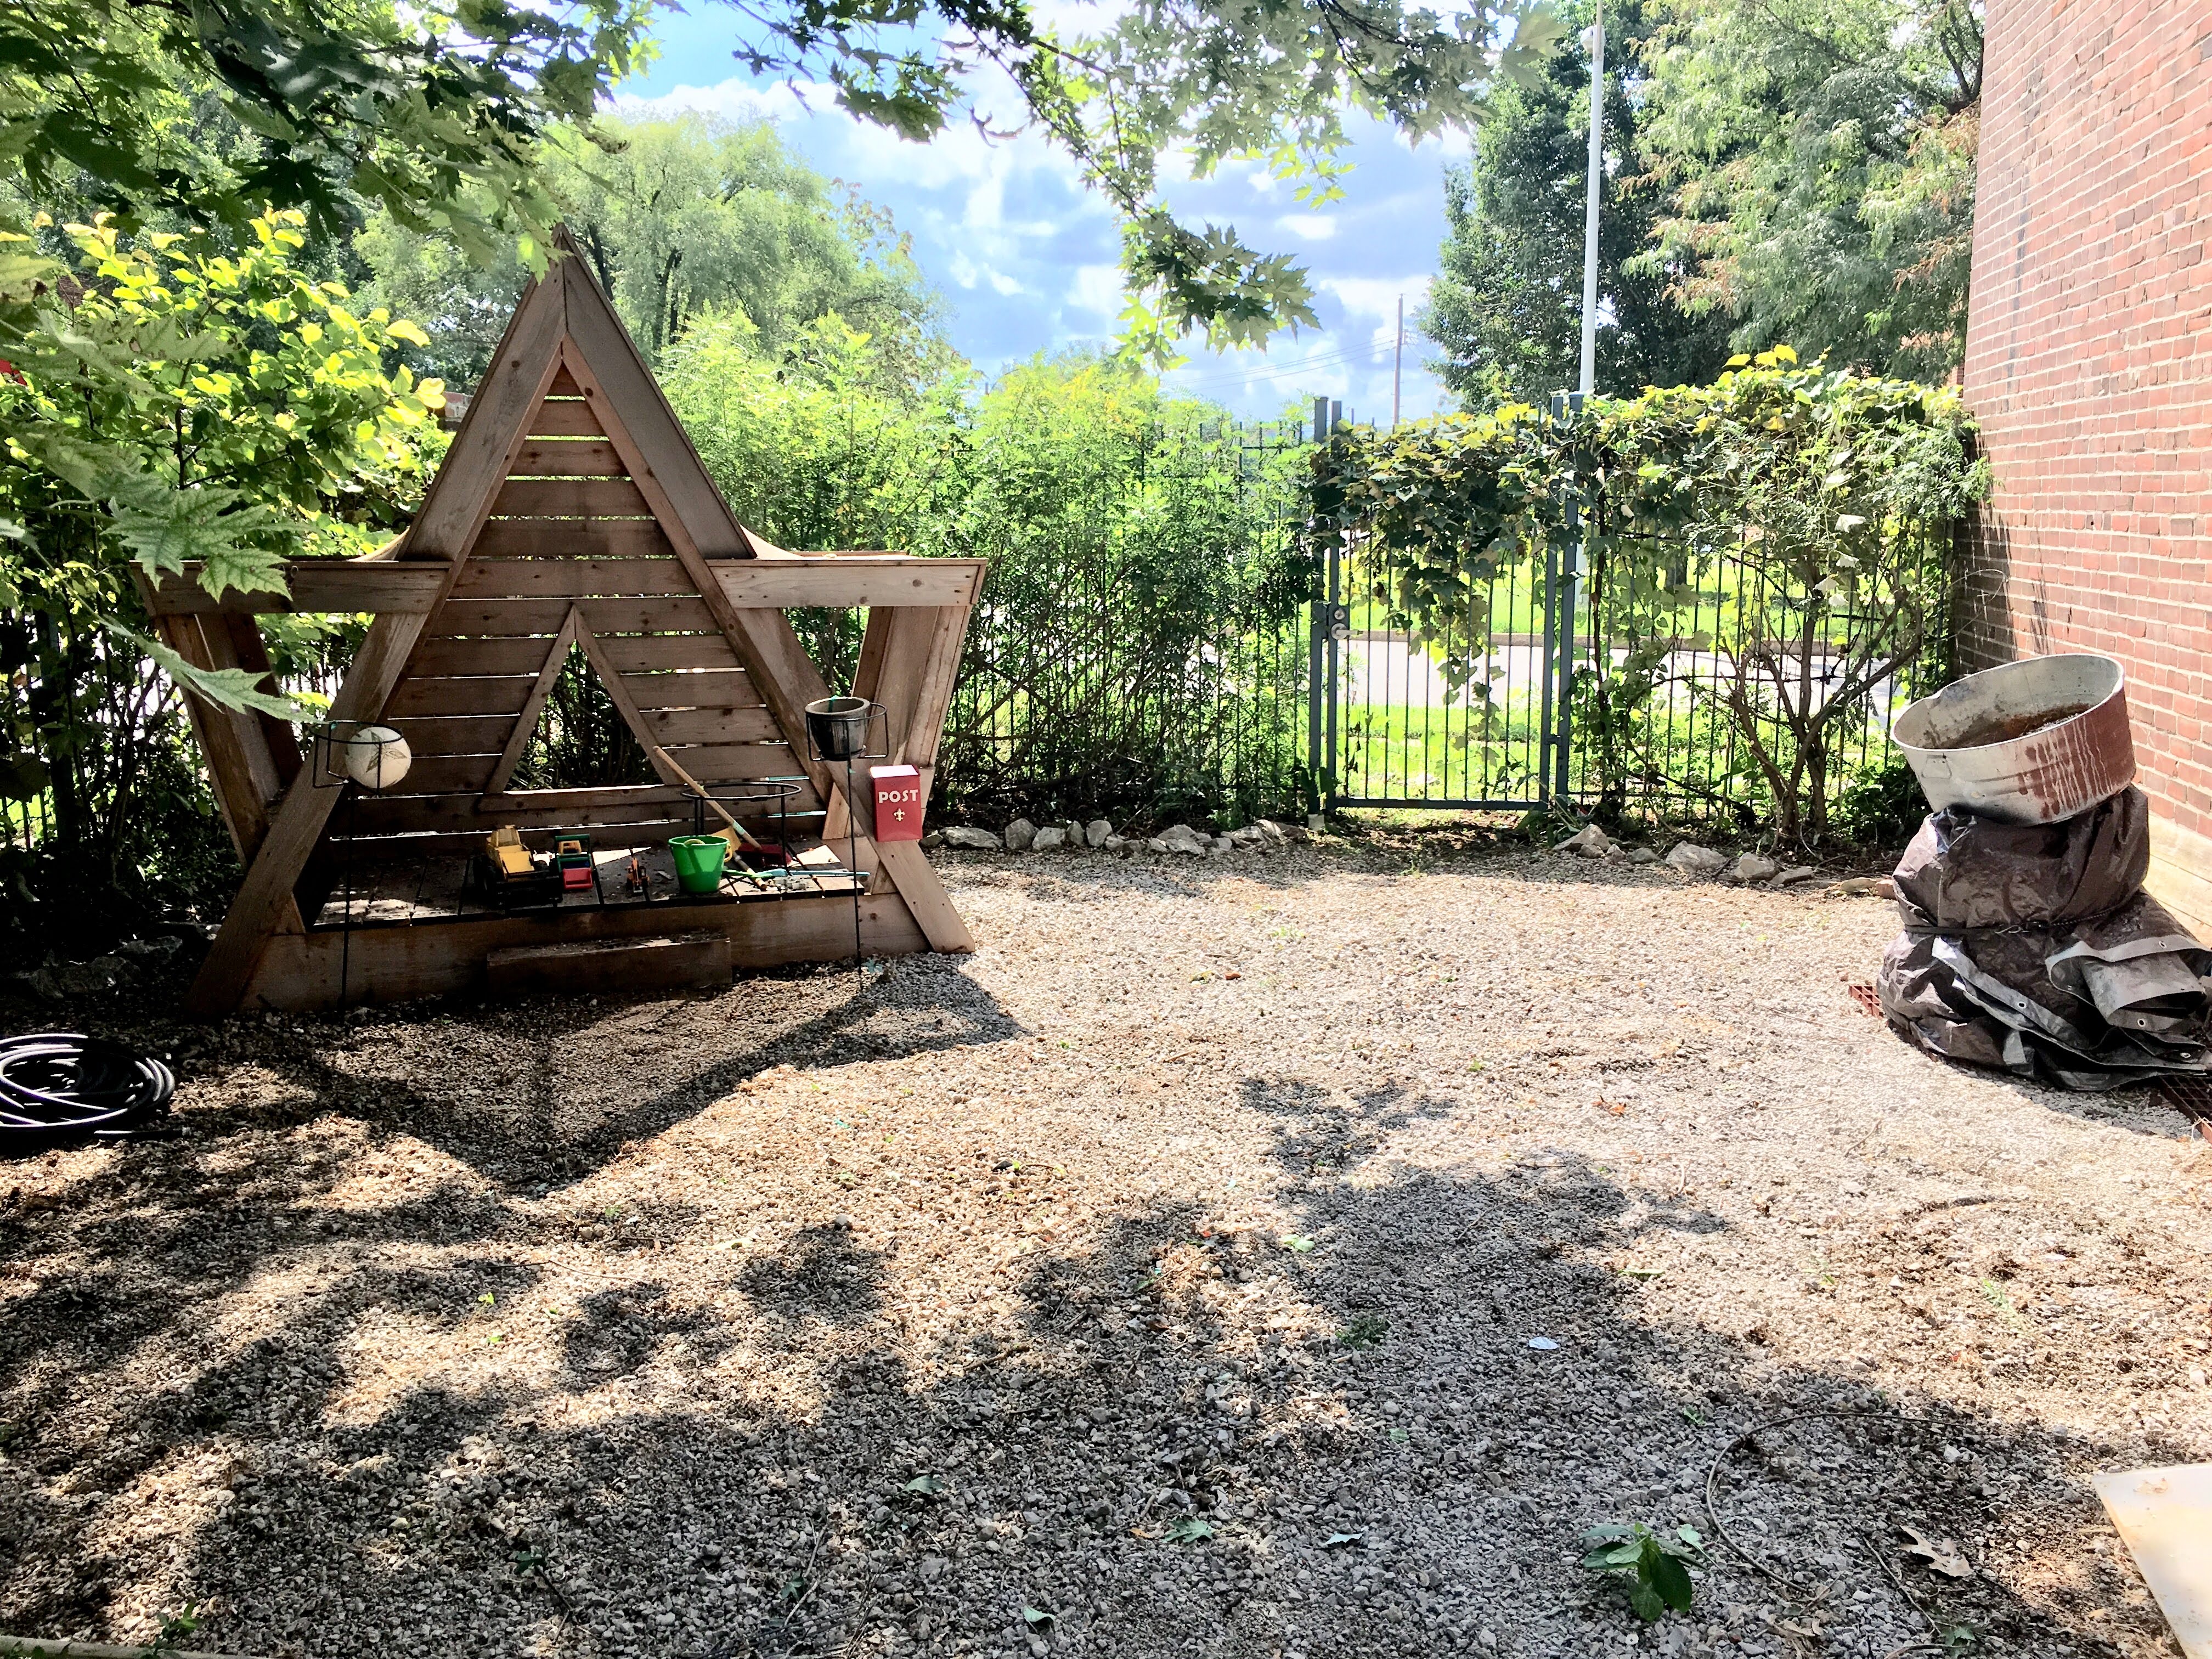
[{"left": 1962, "top": 0, "right": 2212, "bottom": 906}]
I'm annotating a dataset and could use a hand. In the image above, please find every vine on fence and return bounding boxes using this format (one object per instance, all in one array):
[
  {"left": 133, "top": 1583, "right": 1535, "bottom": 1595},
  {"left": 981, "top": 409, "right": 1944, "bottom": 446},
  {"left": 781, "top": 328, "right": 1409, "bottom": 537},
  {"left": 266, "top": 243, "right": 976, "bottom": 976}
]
[{"left": 1307, "top": 350, "right": 1989, "bottom": 844}]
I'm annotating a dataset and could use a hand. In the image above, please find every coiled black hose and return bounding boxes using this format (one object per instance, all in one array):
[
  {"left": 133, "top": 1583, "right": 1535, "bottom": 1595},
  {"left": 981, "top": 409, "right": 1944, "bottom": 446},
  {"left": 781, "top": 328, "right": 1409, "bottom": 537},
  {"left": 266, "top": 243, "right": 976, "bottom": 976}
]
[{"left": 0, "top": 1033, "right": 175, "bottom": 1146}]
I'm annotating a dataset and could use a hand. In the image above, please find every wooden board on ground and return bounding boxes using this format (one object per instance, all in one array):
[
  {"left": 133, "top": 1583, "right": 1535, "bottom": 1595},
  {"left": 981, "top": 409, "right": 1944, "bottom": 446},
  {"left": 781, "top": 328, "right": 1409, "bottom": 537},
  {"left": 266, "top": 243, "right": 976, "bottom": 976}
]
[{"left": 486, "top": 930, "right": 730, "bottom": 998}]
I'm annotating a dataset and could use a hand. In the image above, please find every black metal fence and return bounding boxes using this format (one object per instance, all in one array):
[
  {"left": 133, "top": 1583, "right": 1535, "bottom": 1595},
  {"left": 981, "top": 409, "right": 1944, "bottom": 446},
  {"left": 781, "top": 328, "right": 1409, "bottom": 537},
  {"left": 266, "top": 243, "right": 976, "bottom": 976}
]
[
  {"left": 934, "top": 416, "right": 1317, "bottom": 828},
  {"left": 4, "top": 417, "right": 1955, "bottom": 906}
]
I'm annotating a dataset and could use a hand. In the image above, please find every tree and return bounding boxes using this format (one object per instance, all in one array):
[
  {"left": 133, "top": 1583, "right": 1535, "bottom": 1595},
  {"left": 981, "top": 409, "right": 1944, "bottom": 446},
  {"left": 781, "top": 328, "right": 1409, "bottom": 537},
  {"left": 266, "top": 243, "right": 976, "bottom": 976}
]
[
  {"left": 0, "top": 0, "right": 653, "bottom": 258},
  {"left": 2, "top": 0, "right": 1565, "bottom": 359},
  {"left": 1631, "top": 0, "right": 1981, "bottom": 379},
  {"left": 357, "top": 116, "right": 952, "bottom": 386},
  {"left": 1419, "top": 0, "right": 1733, "bottom": 407},
  {"left": 0, "top": 211, "right": 445, "bottom": 926}
]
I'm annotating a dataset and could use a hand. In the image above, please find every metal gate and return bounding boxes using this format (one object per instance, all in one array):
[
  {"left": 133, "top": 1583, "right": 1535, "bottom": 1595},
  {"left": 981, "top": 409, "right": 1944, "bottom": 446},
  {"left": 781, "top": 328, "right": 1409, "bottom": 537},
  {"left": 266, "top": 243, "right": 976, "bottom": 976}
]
[{"left": 1310, "top": 521, "right": 1581, "bottom": 814}]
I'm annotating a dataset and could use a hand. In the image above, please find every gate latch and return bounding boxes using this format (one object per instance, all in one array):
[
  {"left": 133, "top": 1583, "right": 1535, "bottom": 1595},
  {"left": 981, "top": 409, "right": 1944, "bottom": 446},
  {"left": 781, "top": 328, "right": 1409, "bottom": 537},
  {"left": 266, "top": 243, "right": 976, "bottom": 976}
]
[{"left": 1324, "top": 603, "right": 1351, "bottom": 644}]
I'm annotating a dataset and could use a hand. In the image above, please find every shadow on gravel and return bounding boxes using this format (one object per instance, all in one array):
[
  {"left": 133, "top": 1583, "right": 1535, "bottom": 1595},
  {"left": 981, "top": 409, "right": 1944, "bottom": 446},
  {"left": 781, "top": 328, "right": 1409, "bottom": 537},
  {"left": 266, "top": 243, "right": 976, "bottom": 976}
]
[
  {"left": 11, "top": 956, "right": 1030, "bottom": 1193},
  {"left": 0, "top": 1059, "right": 2166, "bottom": 1659}
]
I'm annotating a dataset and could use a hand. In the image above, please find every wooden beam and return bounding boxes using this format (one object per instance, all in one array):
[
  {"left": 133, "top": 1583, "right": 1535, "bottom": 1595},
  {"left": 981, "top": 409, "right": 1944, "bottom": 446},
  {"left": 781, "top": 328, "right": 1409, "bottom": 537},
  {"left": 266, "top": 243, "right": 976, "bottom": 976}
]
[
  {"left": 843, "top": 602, "right": 976, "bottom": 951},
  {"left": 240, "top": 889, "right": 927, "bottom": 1008},
  {"left": 182, "top": 610, "right": 433, "bottom": 1014},
  {"left": 139, "top": 561, "right": 448, "bottom": 616},
  {"left": 149, "top": 611, "right": 274, "bottom": 862},
  {"left": 713, "top": 559, "right": 984, "bottom": 609},
  {"left": 479, "top": 606, "right": 580, "bottom": 797}
]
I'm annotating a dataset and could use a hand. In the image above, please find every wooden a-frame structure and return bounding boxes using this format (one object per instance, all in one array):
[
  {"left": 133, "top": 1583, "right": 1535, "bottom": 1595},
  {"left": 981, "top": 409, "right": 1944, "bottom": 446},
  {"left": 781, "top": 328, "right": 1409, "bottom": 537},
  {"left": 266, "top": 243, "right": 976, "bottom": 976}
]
[{"left": 144, "top": 235, "right": 980, "bottom": 1013}]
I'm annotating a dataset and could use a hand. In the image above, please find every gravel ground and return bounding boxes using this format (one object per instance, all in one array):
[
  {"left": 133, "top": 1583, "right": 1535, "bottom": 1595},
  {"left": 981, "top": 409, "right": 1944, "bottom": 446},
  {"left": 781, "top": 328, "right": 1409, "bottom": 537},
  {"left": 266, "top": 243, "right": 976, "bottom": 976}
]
[{"left": 2, "top": 833, "right": 2209, "bottom": 1659}]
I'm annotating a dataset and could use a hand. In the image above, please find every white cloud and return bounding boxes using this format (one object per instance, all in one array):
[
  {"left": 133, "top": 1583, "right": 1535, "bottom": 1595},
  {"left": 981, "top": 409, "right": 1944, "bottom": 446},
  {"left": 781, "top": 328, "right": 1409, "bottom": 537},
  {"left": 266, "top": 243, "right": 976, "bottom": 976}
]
[
  {"left": 1276, "top": 214, "right": 1339, "bottom": 242},
  {"left": 1069, "top": 264, "right": 1125, "bottom": 322}
]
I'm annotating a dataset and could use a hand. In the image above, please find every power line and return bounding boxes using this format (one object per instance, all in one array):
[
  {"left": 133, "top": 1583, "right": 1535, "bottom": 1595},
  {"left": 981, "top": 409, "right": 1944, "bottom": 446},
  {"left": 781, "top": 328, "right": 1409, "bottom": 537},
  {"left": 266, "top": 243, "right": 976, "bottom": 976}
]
[{"left": 1166, "top": 340, "right": 1394, "bottom": 391}]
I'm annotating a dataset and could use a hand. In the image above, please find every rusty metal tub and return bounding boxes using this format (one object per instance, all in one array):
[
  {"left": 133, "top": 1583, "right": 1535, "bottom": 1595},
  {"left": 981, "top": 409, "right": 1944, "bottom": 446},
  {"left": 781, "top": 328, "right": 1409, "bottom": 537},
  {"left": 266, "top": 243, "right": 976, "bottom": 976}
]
[{"left": 1892, "top": 654, "right": 2134, "bottom": 825}]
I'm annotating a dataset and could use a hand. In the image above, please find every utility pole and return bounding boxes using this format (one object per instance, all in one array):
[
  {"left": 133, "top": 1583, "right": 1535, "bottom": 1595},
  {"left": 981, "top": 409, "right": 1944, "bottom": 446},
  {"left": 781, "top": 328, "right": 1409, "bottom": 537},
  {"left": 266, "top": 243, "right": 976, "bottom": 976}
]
[
  {"left": 1579, "top": 0, "right": 1604, "bottom": 396},
  {"left": 1392, "top": 295, "right": 1403, "bottom": 428}
]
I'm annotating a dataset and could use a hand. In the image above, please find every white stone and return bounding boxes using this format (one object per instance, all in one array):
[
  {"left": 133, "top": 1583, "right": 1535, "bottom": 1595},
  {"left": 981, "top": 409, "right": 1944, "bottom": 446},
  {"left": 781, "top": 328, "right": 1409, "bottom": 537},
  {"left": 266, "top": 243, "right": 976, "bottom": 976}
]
[
  {"left": 940, "top": 826, "right": 1002, "bottom": 851},
  {"left": 1552, "top": 824, "right": 1614, "bottom": 858},
  {"left": 1623, "top": 846, "right": 1658, "bottom": 864},
  {"left": 1003, "top": 818, "right": 1037, "bottom": 853},
  {"left": 1662, "top": 841, "right": 1729, "bottom": 877},
  {"left": 1032, "top": 826, "right": 1068, "bottom": 851},
  {"left": 1771, "top": 865, "right": 1820, "bottom": 888},
  {"left": 1085, "top": 819, "right": 1113, "bottom": 848},
  {"left": 1726, "top": 853, "right": 1781, "bottom": 884}
]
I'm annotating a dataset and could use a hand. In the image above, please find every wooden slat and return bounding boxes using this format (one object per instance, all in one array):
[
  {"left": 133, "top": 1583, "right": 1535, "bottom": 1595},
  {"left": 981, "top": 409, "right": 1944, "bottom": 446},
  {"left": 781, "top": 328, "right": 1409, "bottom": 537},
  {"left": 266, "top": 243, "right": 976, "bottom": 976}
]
[
  {"left": 471, "top": 520, "right": 670, "bottom": 560},
  {"left": 638, "top": 706, "right": 782, "bottom": 745},
  {"left": 450, "top": 558, "right": 696, "bottom": 600},
  {"left": 405, "top": 637, "right": 555, "bottom": 678},
  {"left": 240, "top": 889, "right": 923, "bottom": 1008},
  {"left": 488, "top": 932, "right": 730, "bottom": 998},
  {"left": 623, "top": 668, "right": 759, "bottom": 710},
  {"left": 424, "top": 596, "right": 721, "bottom": 638},
  {"left": 386, "top": 714, "right": 528, "bottom": 754},
  {"left": 597, "top": 634, "right": 744, "bottom": 673},
  {"left": 400, "top": 752, "right": 503, "bottom": 794},
  {"left": 142, "top": 561, "right": 450, "bottom": 617},
  {"left": 348, "top": 781, "right": 819, "bottom": 835},
  {"left": 336, "top": 820, "right": 701, "bottom": 859},
  {"left": 351, "top": 787, "right": 689, "bottom": 837},
  {"left": 492, "top": 478, "right": 651, "bottom": 518},
  {"left": 385, "top": 676, "right": 540, "bottom": 716},
  {"left": 658, "top": 742, "right": 809, "bottom": 783},
  {"left": 529, "top": 399, "right": 605, "bottom": 437},
  {"left": 548, "top": 364, "right": 584, "bottom": 397},
  {"left": 506, "top": 440, "right": 625, "bottom": 476},
  {"left": 714, "top": 558, "right": 984, "bottom": 610}
]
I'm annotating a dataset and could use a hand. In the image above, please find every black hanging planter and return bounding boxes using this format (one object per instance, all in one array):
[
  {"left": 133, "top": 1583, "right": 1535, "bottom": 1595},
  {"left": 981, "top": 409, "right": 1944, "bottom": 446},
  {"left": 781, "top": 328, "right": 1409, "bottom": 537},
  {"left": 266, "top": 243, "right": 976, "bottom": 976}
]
[{"left": 805, "top": 696, "right": 878, "bottom": 762}]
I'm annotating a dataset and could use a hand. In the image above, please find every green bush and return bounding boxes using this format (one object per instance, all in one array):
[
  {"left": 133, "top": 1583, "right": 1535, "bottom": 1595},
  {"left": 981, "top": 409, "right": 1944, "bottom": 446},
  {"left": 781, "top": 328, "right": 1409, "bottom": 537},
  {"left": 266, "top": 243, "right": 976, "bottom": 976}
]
[{"left": 1308, "top": 348, "right": 1987, "bottom": 845}]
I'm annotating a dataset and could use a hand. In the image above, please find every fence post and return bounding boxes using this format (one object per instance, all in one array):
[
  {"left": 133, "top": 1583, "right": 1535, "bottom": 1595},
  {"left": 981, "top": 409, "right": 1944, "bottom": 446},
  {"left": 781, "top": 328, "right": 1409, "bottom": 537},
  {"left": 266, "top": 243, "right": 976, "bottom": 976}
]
[{"left": 1553, "top": 391, "right": 1583, "bottom": 801}]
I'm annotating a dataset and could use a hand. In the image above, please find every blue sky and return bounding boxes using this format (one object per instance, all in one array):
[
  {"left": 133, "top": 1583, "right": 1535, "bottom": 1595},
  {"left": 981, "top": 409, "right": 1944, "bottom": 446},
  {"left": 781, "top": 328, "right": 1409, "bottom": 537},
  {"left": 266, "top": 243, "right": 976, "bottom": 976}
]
[{"left": 613, "top": 8, "right": 1465, "bottom": 423}]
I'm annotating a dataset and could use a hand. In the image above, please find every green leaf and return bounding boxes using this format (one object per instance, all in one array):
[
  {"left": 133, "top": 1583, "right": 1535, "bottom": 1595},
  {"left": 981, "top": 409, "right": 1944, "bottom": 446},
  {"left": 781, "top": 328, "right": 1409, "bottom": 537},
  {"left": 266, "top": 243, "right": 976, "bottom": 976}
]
[
  {"left": 902, "top": 1474, "right": 947, "bottom": 1496},
  {"left": 1022, "top": 1606, "right": 1054, "bottom": 1627},
  {"left": 1649, "top": 1549, "right": 1695, "bottom": 1612},
  {"left": 1164, "top": 1516, "right": 1214, "bottom": 1543},
  {"left": 121, "top": 625, "right": 303, "bottom": 720},
  {"left": 1628, "top": 1579, "right": 1664, "bottom": 1622},
  {"left": 1277, "top": 1234, "right": 1314, "bottom": 1253}
]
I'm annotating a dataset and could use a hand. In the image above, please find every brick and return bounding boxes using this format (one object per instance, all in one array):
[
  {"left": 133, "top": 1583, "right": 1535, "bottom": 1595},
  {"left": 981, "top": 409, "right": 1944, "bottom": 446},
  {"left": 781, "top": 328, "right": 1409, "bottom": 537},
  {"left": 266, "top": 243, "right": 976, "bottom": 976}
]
[{"left": 1965, "top": 0, "right": 2212, "bottom": 872}]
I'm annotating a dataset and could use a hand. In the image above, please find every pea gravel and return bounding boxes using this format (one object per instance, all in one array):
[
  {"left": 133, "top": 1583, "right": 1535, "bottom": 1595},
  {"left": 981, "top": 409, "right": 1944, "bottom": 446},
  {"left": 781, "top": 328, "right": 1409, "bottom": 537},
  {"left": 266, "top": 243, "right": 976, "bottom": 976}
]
[{"left": 1, "top": 833, "right": 2207, "bottom": 1659}]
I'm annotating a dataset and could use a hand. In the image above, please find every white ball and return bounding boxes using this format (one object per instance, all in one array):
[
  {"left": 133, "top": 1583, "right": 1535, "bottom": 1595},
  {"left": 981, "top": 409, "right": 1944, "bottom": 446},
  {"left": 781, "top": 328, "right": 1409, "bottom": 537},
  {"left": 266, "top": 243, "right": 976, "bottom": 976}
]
[{"left": 340, "top": 726, "right": 412, "bottom": 790}]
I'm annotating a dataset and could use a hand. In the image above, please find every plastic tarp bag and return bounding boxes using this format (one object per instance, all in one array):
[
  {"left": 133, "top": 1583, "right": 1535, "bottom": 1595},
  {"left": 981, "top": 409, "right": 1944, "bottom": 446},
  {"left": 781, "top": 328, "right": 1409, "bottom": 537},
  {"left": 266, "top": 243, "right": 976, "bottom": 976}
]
[{"left": 1876, "top": 787, "right": 2212, "bottom": 1088}]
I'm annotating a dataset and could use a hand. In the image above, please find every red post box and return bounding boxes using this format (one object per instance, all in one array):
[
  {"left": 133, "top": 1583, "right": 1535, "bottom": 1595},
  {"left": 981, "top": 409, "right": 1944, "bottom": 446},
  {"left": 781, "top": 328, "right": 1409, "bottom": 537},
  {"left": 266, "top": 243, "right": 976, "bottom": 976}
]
[{"left": 871, "top": 764, "right": 926, "bottom": 842}]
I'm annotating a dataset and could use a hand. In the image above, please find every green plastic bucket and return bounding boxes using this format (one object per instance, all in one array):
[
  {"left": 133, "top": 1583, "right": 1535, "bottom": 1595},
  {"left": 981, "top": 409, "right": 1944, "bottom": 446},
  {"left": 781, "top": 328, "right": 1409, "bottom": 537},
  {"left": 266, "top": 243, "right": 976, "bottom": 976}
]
[{"left": 668, "top": 835, "right": 730, "bottom": 895}]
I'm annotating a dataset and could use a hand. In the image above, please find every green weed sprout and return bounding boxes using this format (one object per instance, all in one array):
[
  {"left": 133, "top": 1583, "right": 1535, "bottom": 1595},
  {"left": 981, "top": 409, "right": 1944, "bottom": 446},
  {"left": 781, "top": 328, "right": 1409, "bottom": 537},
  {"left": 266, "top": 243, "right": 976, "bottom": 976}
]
[{"left": 1580, "top": 1521, "right": 1704, "bottom": 1622}]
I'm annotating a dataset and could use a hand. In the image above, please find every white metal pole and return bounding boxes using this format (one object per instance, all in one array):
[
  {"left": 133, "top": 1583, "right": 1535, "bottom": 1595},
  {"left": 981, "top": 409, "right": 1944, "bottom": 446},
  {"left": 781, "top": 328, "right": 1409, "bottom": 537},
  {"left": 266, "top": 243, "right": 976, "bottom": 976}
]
[
  {"left": 1392, "top": 295, "right": 1403, "bottom": 428},
  {"left": 1578, "top": 2, "right": 1604, "bottom": 396}
]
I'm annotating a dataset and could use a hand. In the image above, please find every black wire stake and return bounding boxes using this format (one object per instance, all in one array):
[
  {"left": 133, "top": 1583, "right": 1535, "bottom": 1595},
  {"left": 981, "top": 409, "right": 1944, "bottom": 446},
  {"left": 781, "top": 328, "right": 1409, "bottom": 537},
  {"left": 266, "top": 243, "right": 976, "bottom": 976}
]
[{"left": 845, "top": 754, "right": 863, "bottom": 990}]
